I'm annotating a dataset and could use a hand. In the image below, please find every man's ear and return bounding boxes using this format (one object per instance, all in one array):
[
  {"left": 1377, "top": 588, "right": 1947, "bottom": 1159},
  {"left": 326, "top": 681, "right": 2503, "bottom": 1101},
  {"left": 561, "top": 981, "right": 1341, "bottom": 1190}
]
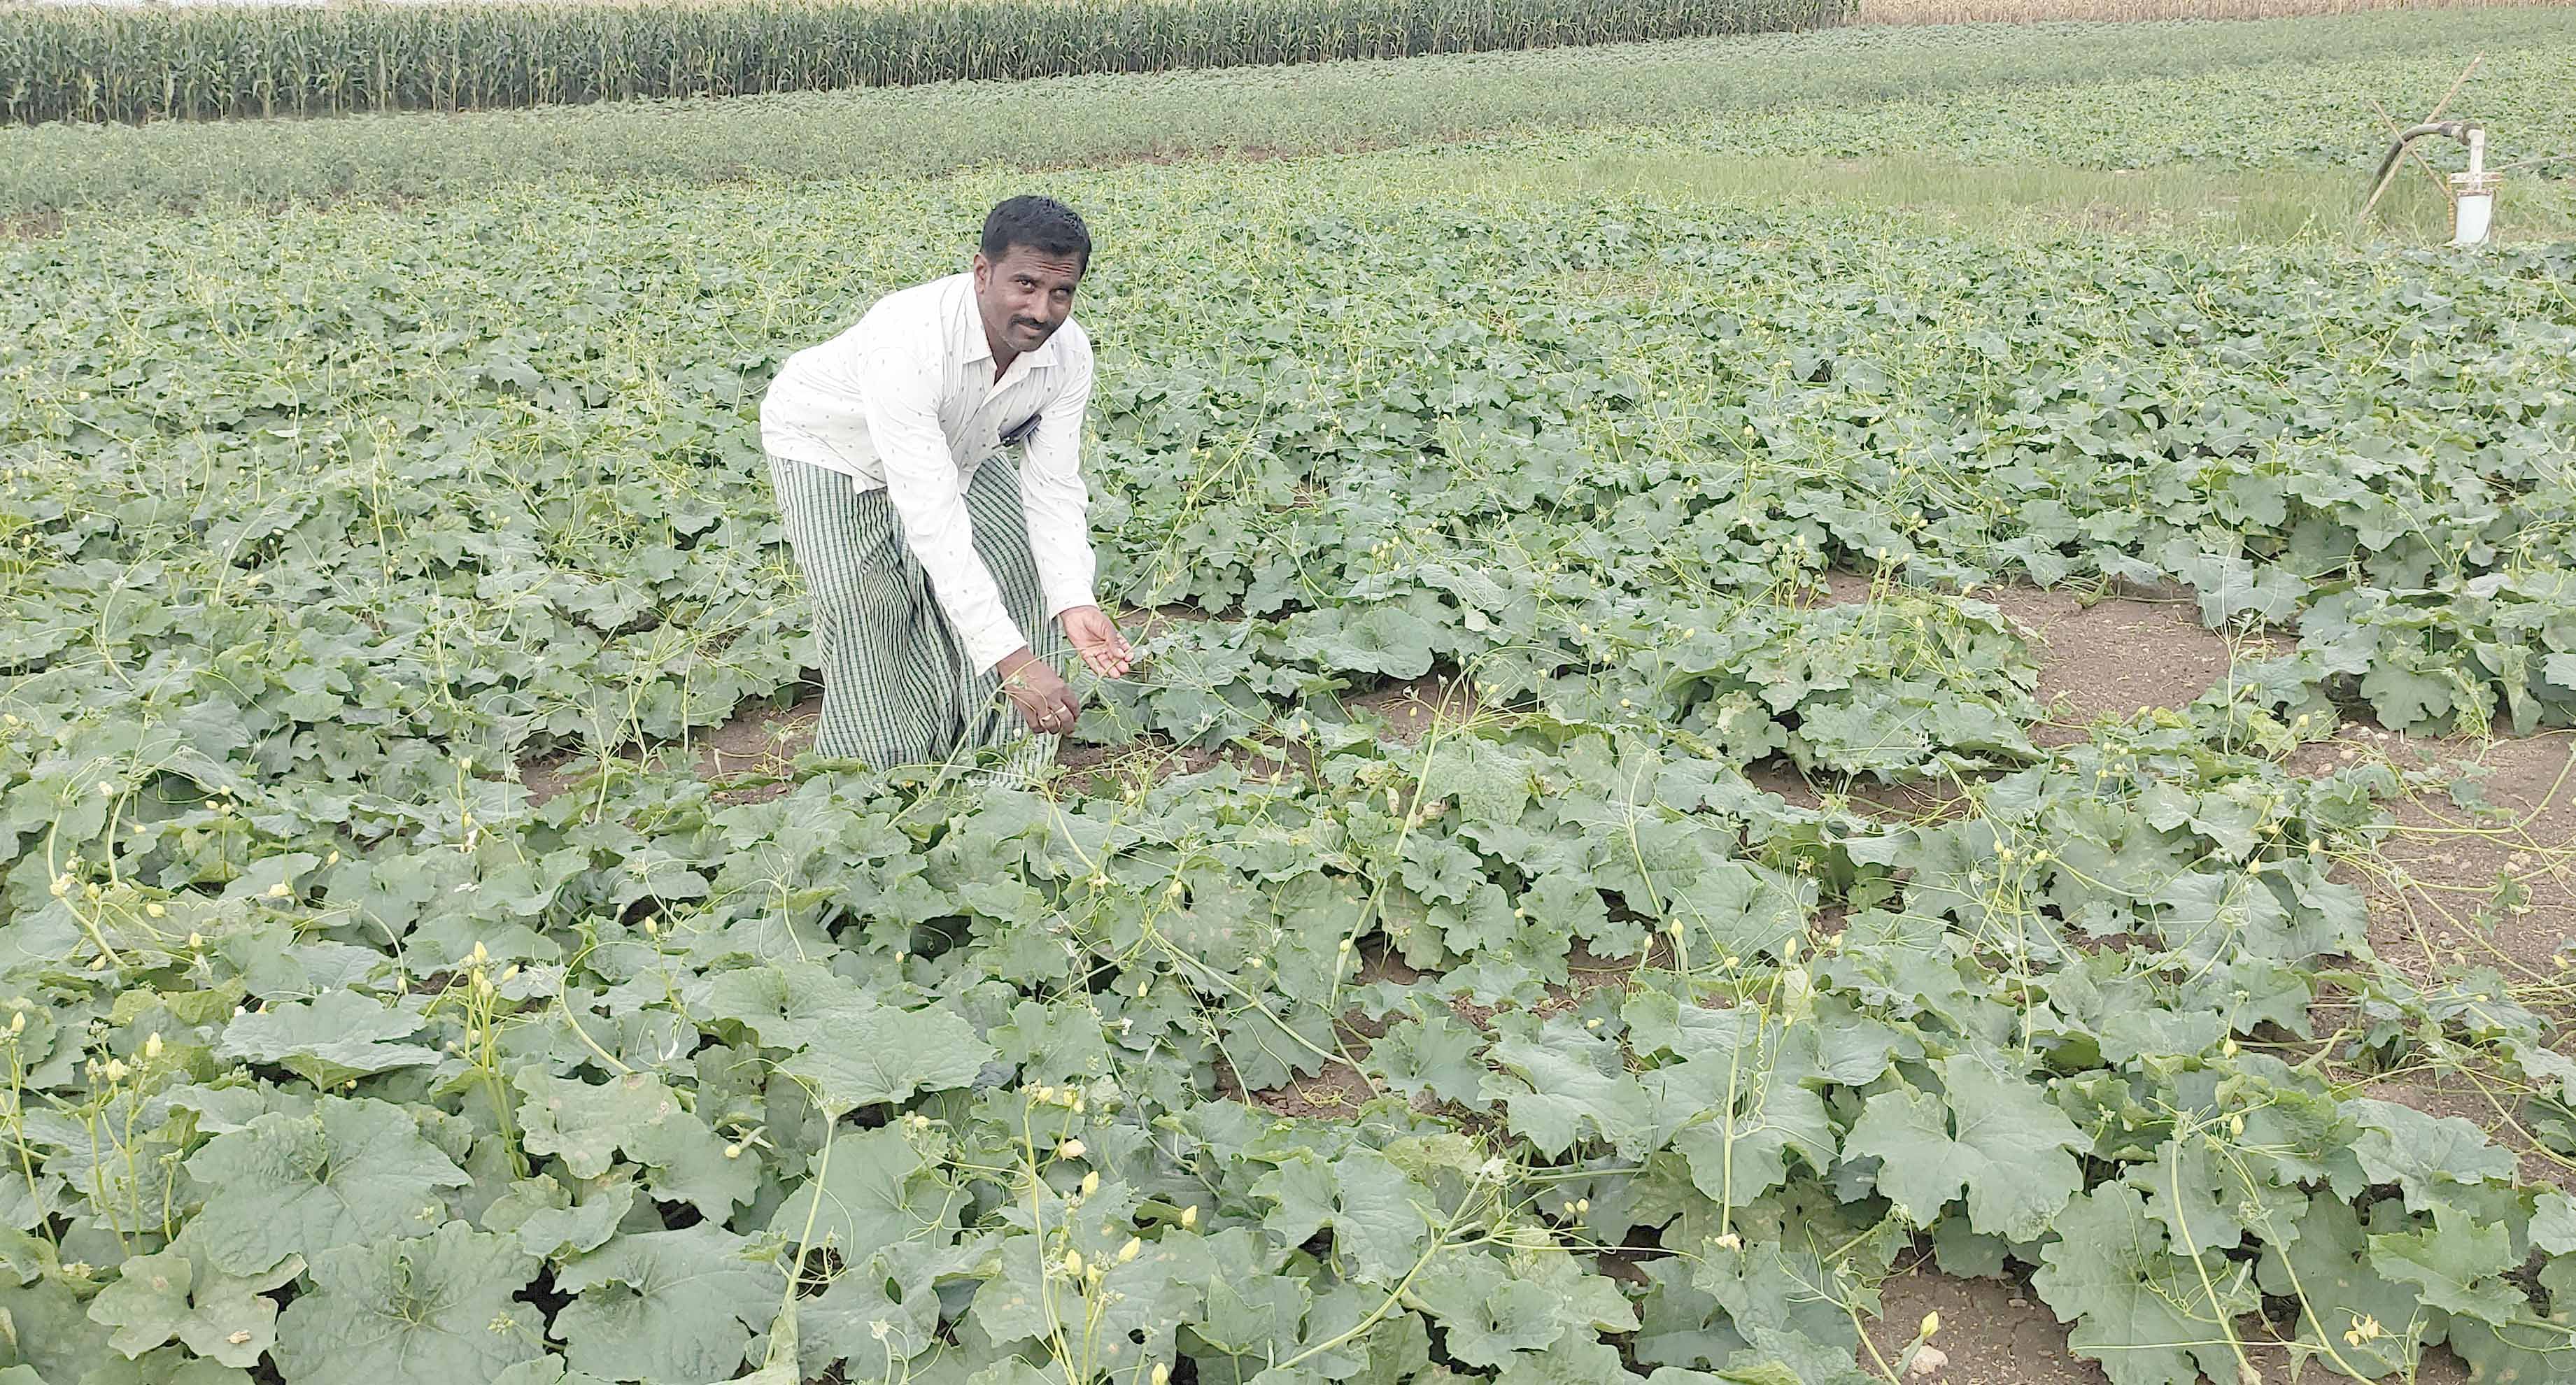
[{"left": 970, "top": 250, "right": 989, "bottom": 287}]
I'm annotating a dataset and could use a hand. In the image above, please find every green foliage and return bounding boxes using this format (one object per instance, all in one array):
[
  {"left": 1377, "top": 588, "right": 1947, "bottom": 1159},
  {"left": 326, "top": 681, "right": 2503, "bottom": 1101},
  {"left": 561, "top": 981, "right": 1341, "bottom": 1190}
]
[
  {"left": 0, "top": 0, "right": 1848, "bottom": 125},
  {"left": 1, "top": 10, "right": 2569, "bottom": 218},
  {"left": 2, "top": 78, "right": 2575, "bottom": 1385},
  {"left": 1846, "top": 1057, "right": 2083, "bottom": 1241},
  {"left": 269, "top": 1222, "right": 544, "bottom": 1385}
]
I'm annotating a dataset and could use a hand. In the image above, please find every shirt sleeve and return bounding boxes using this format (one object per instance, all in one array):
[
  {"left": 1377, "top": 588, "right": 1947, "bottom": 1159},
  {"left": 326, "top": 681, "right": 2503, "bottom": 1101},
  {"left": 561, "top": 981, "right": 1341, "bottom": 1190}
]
[
  {"left": 858, "top": 343, "right": 1029, "bottom": 675},
  {"left": 1019, "top": 334, "right": 1099, "bottom": 622}
]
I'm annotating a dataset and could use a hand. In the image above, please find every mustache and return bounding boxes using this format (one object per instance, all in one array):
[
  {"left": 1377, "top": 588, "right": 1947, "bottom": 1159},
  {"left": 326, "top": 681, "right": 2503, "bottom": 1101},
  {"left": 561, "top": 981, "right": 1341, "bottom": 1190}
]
[{"left": 1012, "top": 317, "right": 1050, "bottom": 332}]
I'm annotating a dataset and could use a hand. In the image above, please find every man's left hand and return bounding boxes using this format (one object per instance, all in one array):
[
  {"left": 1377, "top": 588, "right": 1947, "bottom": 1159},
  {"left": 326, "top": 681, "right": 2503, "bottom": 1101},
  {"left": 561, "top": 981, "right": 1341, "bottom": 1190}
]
[{"left": 1061, "top": 606, "right": 1133, "bottom": 679}]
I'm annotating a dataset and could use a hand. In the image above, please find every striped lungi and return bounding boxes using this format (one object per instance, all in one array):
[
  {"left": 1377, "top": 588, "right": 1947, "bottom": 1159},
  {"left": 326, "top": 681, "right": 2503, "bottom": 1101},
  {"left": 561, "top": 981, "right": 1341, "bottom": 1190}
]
[{"left": 767, "top": 451, "right": 1069, "bottom": 783}]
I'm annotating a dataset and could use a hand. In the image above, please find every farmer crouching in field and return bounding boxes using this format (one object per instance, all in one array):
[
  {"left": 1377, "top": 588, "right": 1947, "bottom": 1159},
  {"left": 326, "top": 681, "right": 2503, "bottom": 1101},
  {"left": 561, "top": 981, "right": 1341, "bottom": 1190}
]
[{"left": 760, "top": 196, "right": 1133, "bottom": 783}]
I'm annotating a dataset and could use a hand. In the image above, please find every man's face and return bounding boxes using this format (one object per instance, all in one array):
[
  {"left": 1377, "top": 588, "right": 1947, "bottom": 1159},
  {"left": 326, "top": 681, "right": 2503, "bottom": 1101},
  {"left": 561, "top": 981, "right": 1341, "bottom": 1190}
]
[{"left": 973, "top": 243, "right": 1084, "bottom": 357}]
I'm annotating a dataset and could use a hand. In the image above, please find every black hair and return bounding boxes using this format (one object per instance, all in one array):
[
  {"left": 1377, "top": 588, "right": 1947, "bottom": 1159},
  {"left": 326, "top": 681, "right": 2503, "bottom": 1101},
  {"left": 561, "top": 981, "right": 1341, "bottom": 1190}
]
[{"left": 981, "top": 195, "right": 1091, "bottom": 270}]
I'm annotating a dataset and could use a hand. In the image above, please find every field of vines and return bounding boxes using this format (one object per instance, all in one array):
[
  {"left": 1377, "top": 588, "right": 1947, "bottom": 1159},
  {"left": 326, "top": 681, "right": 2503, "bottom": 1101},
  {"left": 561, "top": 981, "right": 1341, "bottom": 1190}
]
[{"left": 6, "top": 16, "right": 2576, "bottom": 1385}]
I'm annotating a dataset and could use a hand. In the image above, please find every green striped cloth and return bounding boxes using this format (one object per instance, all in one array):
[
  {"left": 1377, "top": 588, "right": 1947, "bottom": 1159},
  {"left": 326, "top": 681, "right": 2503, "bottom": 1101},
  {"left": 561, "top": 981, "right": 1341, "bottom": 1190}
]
[{"left": 767, "top": 450, "right": 1070, "bottom": 784}]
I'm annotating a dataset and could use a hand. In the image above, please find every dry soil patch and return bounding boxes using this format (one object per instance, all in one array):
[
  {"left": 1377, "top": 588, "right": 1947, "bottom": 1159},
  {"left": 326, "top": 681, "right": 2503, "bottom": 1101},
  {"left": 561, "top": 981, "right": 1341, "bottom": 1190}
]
[
  {"left": 2300, "top": 729, "right": 2576, "bottom": 982},
  {"left": 1974, "top": 585, "right": 2280, "bottom": 746},
  {"left": 1807, "top": 572, "right": 2274, "bottom": 756},
  {"left": 1746, "top": 760, "right": 1979, "bottom": 822},
  {"left": 1864, "top": 1265, "right": 2477, "bottom": 1385},
  {"left": 518, "top": 695, "right": 820, "bottom": 805},
  {"left": 2288, "top": 728, "right": 2576, "bottom": 1186},
  {"left": 1866, "top": 1265, "right": 2102, "bottom": 1385},
  {"left": 1346, "top": 673, "right": 1482, "bottom": 744}
]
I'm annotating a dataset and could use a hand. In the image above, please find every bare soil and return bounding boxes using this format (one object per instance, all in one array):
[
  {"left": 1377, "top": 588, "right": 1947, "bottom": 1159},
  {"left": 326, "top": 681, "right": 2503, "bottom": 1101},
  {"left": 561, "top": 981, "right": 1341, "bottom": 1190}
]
[
  {"left": 2291, "top": 727, "right": 2576, "bottom": 1190},
  {"left": 1056, "top": 735, "right": 1226, "bottom": 790},
  {"left": 1345, "top": 672, "right": 1482, "bottom": 744},
  {"left": 518, "top": 694, "right": 821, "bottom": 805},
  {"left": 1755, "top": 576, "right": 2265, "bottom": 807},
  {"left": 1975, "top": 584, "right": 2282, "bottom": 746},
  {"left": 1864, "top": 1265, "right": 2477, "bottom": 1385},
  {"left": 1867, "top": 1265, "right": 2104, "bottom": 1385},
  {"left": 2294, "top": 728, "right": 2576, "bottom": 981},
  {"left": 1746, "top": 760, "right": 1981, "bottom": 821}
]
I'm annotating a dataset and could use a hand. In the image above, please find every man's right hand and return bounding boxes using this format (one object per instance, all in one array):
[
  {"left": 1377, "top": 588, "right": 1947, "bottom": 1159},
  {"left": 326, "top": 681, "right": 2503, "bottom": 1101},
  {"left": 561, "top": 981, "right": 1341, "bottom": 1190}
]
[{"left": 996, "top": 648, "right": 1080, "bottom": 737}]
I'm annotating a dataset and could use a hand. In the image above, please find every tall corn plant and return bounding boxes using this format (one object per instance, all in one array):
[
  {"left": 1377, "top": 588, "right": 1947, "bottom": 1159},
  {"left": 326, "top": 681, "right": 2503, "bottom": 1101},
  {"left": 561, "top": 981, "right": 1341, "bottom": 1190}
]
[{"left": 0, "top": 0, "right": 1855, "bottom": 124}]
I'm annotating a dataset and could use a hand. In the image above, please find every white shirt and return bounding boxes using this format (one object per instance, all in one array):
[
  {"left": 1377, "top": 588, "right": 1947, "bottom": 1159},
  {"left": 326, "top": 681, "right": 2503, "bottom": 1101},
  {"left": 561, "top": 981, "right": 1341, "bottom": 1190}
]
[{"left": 760, "top": 272, "right": 1098, "bottom": 674}]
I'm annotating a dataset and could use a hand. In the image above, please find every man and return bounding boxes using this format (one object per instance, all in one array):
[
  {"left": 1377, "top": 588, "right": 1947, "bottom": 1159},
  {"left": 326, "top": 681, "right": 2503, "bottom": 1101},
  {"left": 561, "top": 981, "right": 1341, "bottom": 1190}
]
[{"left": 760, "top": 196, "right": 1131, "bottom": 780}]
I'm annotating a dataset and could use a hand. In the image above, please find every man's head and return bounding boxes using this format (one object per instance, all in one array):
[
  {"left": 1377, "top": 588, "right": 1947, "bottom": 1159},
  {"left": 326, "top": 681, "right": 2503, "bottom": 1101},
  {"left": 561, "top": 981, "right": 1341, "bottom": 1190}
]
[{"left": 972, "top": 195, "right": 1090, "bottom": 360}]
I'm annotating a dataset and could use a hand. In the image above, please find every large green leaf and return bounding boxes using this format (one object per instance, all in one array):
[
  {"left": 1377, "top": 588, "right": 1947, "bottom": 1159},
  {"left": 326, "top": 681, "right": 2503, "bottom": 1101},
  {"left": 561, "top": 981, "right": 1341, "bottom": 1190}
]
[
  {"left": 553, "top": 1225, "right": 786, "bottom": 1384},
  {"left": 215, "top": 990, "right": 438, "bottom": 1090},
  {"left": 1481, "top": 1014, "right": 1654, "bottom": 1159},
  {"left": 1409, "top": 1252, "right": 1567, "bottom": 1366},
  {"left": 184, "top": 1097, "right": 469, "bottom": 1276},
  {"left": 2367, "top": 1204, "right": 2527, "bottom": 1327},
  {"left": 1845, "top": 1056, "right": 2082, "bottom": 1240},
  {"left": 701, "top": 960, "right": 871, "bottom": 1051},
  {"left": 2344, "top": 1098, "right": 2518, "bottom": 1212},
  {"left": 269, "top": 1223, "right": 542, "bottom": 1385},
  {"left": 87, "top": 1229, "right": 303, "bottom": 1367},
  {"left": 2032, "top": 1184, "right": 2259, "bottom": 1385},
  {"left": 2253, "top": 1194, "right": 2428, "bottom": 1381},
  {"left": 767, "top": 1127, "right": 965, "bottom": 1259},
  {"left": 779, "top": 1002, "right": 996, "bottom": 1115},
  {"left": 512, "top": 1069, "right": 753, "bottom": 1218},
  {"left": 1252, "top": 1147, "right": 1434, "bottom": 1286}
]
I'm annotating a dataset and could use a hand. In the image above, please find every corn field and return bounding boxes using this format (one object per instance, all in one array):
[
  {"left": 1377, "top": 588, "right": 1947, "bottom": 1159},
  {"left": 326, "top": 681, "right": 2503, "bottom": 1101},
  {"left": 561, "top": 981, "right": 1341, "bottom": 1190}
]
[{"left": 0, "top": 0, "right": 1853, "bottom": 123}]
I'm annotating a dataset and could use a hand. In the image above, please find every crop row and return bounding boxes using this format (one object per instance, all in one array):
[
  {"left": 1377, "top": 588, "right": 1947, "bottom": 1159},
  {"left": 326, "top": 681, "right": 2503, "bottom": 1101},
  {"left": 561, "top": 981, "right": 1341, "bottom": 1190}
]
[
  {"left": 6, "top": 9, "right": 2568, "bottom": 218},
  {"left": 3, "top": 140, "right": 2576, "bottom": 1385},
  {"left": 0, "top": 0, "right": 1848, "bottom": 125}
]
